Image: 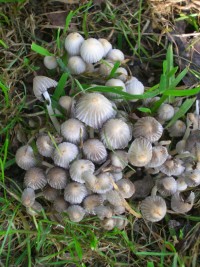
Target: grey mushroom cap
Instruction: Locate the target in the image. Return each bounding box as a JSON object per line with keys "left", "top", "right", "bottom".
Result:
{"left": 159, "top": 159, "right": 185, "bottom": 176}
{"left": 26, "top": 201, "right": 43, "bottom": 216}
{"left": 21, "top": 188, "right": 35, "bottom": 207}
{"left": 83, "top": 139, "right": 108, "bottom": 164}
{"left": 24, "top": 167, "right": 47, "bottom": 190}
{"left": 36, "top": 134, "right": 55, "bottom": 158}
{"left": 64, "top": 182, "right": 88, "bottom": 204}
{"left": 91, "top": 172, "right": 114, "bottom": 194}
{"left": 171, "top": 192, "right": 195, "bottom": 213}
{"left": 53, "top": 196, "right": 69, "bottom": 213}
{"left": 67, "top": 205, "right": 86, "bottom": 222}
{"left": 80, "top": 38, "right": 104, "bottom": 63}
{"left": 156, "top": 177, "right": 177, "bottom": 196}
{"left": 101, "top": 218, "right": 116, "bottom": 230}
{"left": 42, "top": 185, "right": 60, "bottom": 201}
{"left": 83, "top": 194, "right": 104, "bottom": 214}
{"left": 47, "top": 167, "right": 68, "bottom": 189}
{"left": 110, "top": 150, "right": 128, "bottom": 170}
{"left": 184, "top": 169, "right": 200, "bottom": 187}
{"left": 94, "top": 205, "right": 113, "bottom": 220}
{"left": 16, "top": 145, "right": 37, "bottom": 170}
{"left": 33, "top": 76, "right": 58, "bottom": 101}
{"left": 146, "top": 146, "right": 168, "bottom": 168}
{"left": 69, "top": 159, "right": 95, "bottom": 184}
{"left": 116, "top": 179, "right": 135, "bottom": 198}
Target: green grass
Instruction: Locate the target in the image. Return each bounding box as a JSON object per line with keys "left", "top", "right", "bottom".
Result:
{"left": 1, "top": 0, "right": 200, "bottom": 266}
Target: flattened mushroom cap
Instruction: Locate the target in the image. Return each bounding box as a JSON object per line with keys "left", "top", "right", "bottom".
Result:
{"left": 83, "top": 194, "right": 103, "bottom": 214}
{"left": 116, "top": 179, "right": 135, "bottom": 198}
{"left": 16, "top": 145, "right": 37, "bottom": 170}
{"left": 75, "top": 92, "right": 115, "bottom": 129}
{"left": 91, "top": 172, "right": 114, "bottom": 194}
{"left": 33, "top": 76, "right": 58, "bottom": 101}
{"left": 110, "top": 150, "right": 128, "bottom": 170}
{"left": 184, "top": 169, "right": 200, "bottom": 187}
{"left": 159, "top": 158, "right": 185, "bottom": 176}
{"left": 128, "top": 137, "right": 152, "bottom": 167}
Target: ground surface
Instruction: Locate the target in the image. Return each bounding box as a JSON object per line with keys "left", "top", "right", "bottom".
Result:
{"left": 0, "top": 1, "right": 200, "bottom": 266}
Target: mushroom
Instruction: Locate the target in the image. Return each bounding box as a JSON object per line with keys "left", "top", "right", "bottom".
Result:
{"left": 156, "top": 176, "right": 177, "bottom": 196}
{"left": 43, "top": 56, "right": 58, "bottom": 70}
{"left": 64, "top": 32, "right": 84, "bottom": 56}
{"left": 59, "top": 96, "right": 75, "bottom": 116}
{"left": 171, "top": 192, "right": 195, "bottom": 213}
{"left": 36, "top": 134, "right": 55, "bottom": 158}
{"left": 47, "top": 167, "right": 68, "bottom": 189}
{"left": 64, "top": 182, "right": 88, "bottom": 204}
{"left": 53, "top": 196, "right": 68, "bottom": 213}
{"left": 33, "top": 76, "right": 60, "bottom": 133}
{"left": 110, "top": 150, "right": 128, "bottom": 171}
{"left": 125, "top": 76, "right": 144, "bottom": 102}
{"left": 24, "top": 167, "right": 47, "bottom": 190}
{"left": 21, "top": 188, "right": 35, "bottom": 207}
{"left": 116, "top": 179, "right": 135, "bottom": 198}
{"left": 26, "top": 201, "right": 43, "bottom": 216}
{"left": 146, "top": 146, "right": 168, "bottom": 168}
{"left": 106, "top": 49, "right": 124, "bottom": 62}
{"left": 91, "top": 172, "right": 114, "bottom": 194}
{"left": 83, "top": 194, "right": 103, "bottom": 214}
{"left": 98, "top": 38, "right": 112, "bottom": 57}
{"left": 184, "top": 169, "right": 200, "bottom": 187}
{"left": 94, "top": 205, "right": 113, "bottom": 220}
{"left": 101, "top": 218, "right": 116, "bottom": 230}
{"left": 67, "top": 205, "right": 85, "bottom": 222}
{"left": 69, "top": 159, "right": 95, "bottom": 184}
{"left": 157, "top": 103, "right": 175, "bottom": 122}
{"left": 67, "top": 56, "right": 86, "bottom": 74}
{"left": 99, "top": 60, "right": 114, "bottom": 76}
{"left": 42, "top": 185, "right": 60, "bottom": 201}
{"left": 83, "top": 139, "right": 108, "bottom": 164}
{"left": 168, "top": 120, "right": 186, "bottom": 137}
{"left": 80, "top": 38, "right": 104, "bottom": 63}
{"left": 15, "top": 145, "right": 37, "bottom": 170}
{"left": 159, "top": 158, "right": 185, "bottom": 176}
{"left": 105, "top": 79, "right": 126, "bottom": 101}
{"left": 115, "top": 67, "right": 128, "bottom": 82}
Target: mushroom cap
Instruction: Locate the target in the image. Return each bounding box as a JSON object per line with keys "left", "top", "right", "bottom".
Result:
{"left": 47, "top": 167, "right": 68, "bottom": 189}
{"left": 24, "top": 167, "right": 47, "bottom": 190}
{"left": 53, "top": 142, "right": 79, "bottom": 169}
{"left": 61, "top": 118, "right": 87, "bottom": 145}
{"left": 16, "top": 145, "right": 37, "bottom": 170}
{"left": 128, "top": 137, "right": 152, "bottom": 167}
{"left": 115, "top": 217, "right": 128, "bottom": 230}
{"left": 33, "top": 76, "right": 58, "bottom": 101}
{"left": 116, "top": 179, "right": 135, "bottom": 198}
{"left": 171, "top": 192, "right": 195, "bottom": 213}
{"left": 59, "top": 96, "right": 73, "bottom": 114}
{"left": 116, "top": 67, "right": 128, "bottom": 82}
{"left": 132, "top": 117, "right": 163, "bottom": 143}
{"left": 91, "top": 172, "right": 114, "bottom": 194}
{"left": 112, "top": 205, "right": 125, "bottom": 215}
{"left": 176, "top": 177, "right": 188, "bottom": 191}
{"left": 185, "top": 130, "right": 200, "bottom": 157}
{"left": 82, "top": 171, "right": 97, "bottom": 189}
{"left": 103, "top": 189, "right": 124, "bottom": 206}
{"left": 64, "top": 182, "right": 88, "bottom": 204}
{"left": 80, "top": 38, "right": 104, "bottom": 63}
{"left": 67, "top": 56, "right": 86, "bottom": 74}
{"left": 156, "top": 176, "right": 177, "bottom": 196}
{"left": 159, "top": 159, "right": 185, "bottom": 176}
{"left": 106, "top": 49, "right": 125, "bottom": 62}
{"left": 146, "top": 146, "right": 168, "bottom": 168}
{"left": 175, "top": 140, "right": 186, "bottom": 154}
{"left": 83, "top": 194, "right": 103, "bottom": 214}
{"left": 110, "top": 150, "right": 128, "bottom": 170}
{"left": 99, "top": 60, "right": 114, "bottom": 76}
{"left": 26, "top": 201, "right": 43, "bottom": 216}
{"left": 42, "top": 185, "right": 60, "bottom": 201}
{"left": 140, "top": 196, "right": 167, "bottom": 222}
{"left": 111, "top": 171, "right": 123, "bottom": 182}
{"left": 64, "top": 32, "right": 84, "bottom": 56}
{"left": 101, "top": 119, "right": 132, "bottom": 149}
{"left": 75, "top": 92, "right": 115, "bottom": 129}
{"left": 98, "top": 38, "right": 112, "bottom": 57}
{"left": 67, "top": 205, "right": 85, "bottom": 222}
{"left": 21, "top": 188, "right": 35, "bottom": 207}
{"left": 184, "top": 169, "right": 200, "bottom": 187}
{"left": 69, "top": 159, "right": 95, "bottom": 184}
{"left": 105, "top": 79, "right": 126, "bottom": 102}
{"left": 53, "top": 196, "right": 69, "bottom": 213}
{"left": 94, "top": 205, "right": 113, "bottom": 220}
{"left": 157, "top": 103, "right": 175, "bottom": 121}
{"left": 168, "top": 120, "right": 186, "bottom": 137}
{"left": 43, "top": 56, "right": 58, "bottom": 70}
{"left": 83, "top": 139, "right": 107, "bottom": 164}
{"left": 36, "top": 134, "right": 55, "bottom": 157}
{"left": 125, "top": 77, "right": 144, "bottom": 102}
{"left": 101, "top": 218, "right": 116, "bottom": 230}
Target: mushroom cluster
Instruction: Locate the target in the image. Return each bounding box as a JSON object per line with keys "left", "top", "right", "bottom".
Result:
{"left": 15, "top": 32, "right": 199, "bottom": 230}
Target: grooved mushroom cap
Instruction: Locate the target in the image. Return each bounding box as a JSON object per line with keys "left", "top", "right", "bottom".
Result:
{"left": 43, "top": 185, "right": 60, "bottom": 201}
{"left": 106, "top": 49, "right": 125, "bottom": 62}
{"left": 53, "top": 196, "right": 68, "bottom": 213}
{"left": 53, "top": 142, "right": 79, "bottom": 168}
{"left": 105, "top": 79, "right": 126, "bottom": 102}
{"left": 104, "top": 190, "right": 124, "bottom": 206}
{"left": 61, "top": 119, "right": 87, "bottom": 145}
{"left": 33, "top": 76, "right": 58, "bottom": 101}
{"left": 156, "top": 177, "right": 177, "bottom": 196}
{"left": 98, "top": 38, "right": 112, "bottom": 57}
{"left": 115, "top": 217, "right": 128, "bottom": 230}
{"left": 146, "top": 146, "right": 168, "bottom": 168}
{"left": 99, "top": 60, "right": 114, "bottom": 76}
{"left": 176, "top": 177, "right": 188, "bottom": 191}
{"left": 26, "top": 201, "right": 43, "bottom": 216}
{"left": 43, "top": 56, "right": 58, "bottom": 70}
{"left": 69, "top": 159, "right": 95, "bottom": 184}
{"left": 59, "top": 96, "right": 74, "bottom": 114}
{"left": 83, "top": 139, "right": 107, "bottom": 164}
{"left": 64, "top": 32, "right": 84, "bottom": 56}
{"left": 80, "top": 38, "right": 104, "bottom": 63}
{"left": 116, "top": 179, "right": 135, "bottom": 198}
{"left": 128, "top": 137, "right": 152, "bottom": 167}
{"left": 113, "top": 205, "right": 125, "bottom": 215}
{"left": 101, "top": 119, "right": 132, "bottom": 149}
{"left": 81, "top": 171, "right": 97, "bottom": 189}
{"left": 132, "top": 117, "right": 163, "bottom": 143}
{"left": 184, "top": 169, "right": 200, "bottom": 187}
{"left": 125, "top": 77, "right": 144, "bottom": 102}
{"left": 168, "top": 120, "right": 186, "bottom": 137}
{"left": 140, "top": 196, "right": 167, "bottom": 222}
{"left": 116, "top": 67, "right": 128, "bottom": 82}
{"left": 91, "top": 172, "right": 113, "bottom": 194}
{"left": 157, "top": 103, "right": 175, "bottom": 121}
{"left": 67, "top": 56, "right": 86, "bottom": 74}
{"left": 83, "top": 194, "right": 104, "bottom": 214}
{"left": 21, "top": 188, "right": 35, "bottom": 207}
{"left": 94, "top": 205, "right": 113, "bottom": 220}
{"left": 24, "top": 167, "right": 47, "bottom": 190}
{"left": 75, "top": 92, "right": 115, "bottom": 129}
{"left": 36, "top": 134, "right": 55, "bottom": 157}
{"left": 67, "top": 205, "right": 85, "bottom": 222}
{"left": 16, "top": 145, "right": 37, "bottom": 170}
{"left": 159, "top": 159, "right": 185, "bottom": 176}
{"left": 171, "top": 192, "right": 195, "bottom": 213}
{"left": 47, "top": 167, "right": 68, "bottom": 189}
{"left": 64, "top": 182, "right": 88, "bottom": 204}
{"left": 110, "top": 150, "right": 128, "bottom": 170}
{"left": 101, "top": 218, "right": 116, "bottom": 230}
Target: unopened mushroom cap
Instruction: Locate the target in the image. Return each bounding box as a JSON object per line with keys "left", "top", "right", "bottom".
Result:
{"left": 80, "top": 38, "right": 104, "bottom": 63}
{"left": 26, "top": 201, "right": 43, "bottom": 216}
{"left": 176, "top": 177, "right": 188, "bottom": 191}
{"left": 116, "top": 179, "right": 135, "bottom": 198}
{"left": 132, "top": 117, "right": 163, "bottom": 142}
{"left": 115, "top": 217, "right": 128, "bottom": 230}
{"left": 125, "top": 77, "right": 144, "bottom": 102}
{"left": 91, "top": 172, "right": 113, "bottom": 194}
{"left": 69, "top": 159, "right": 95, "bottom": 184}
{"left": 83, "top": 194, "right": 103, "bottom": 214}
{"left": 128, "top": 137, "right": 152, "bottom": 167}
{"left": 43, "top": 56, "right": 58, "bottom": 70}
{"left": 43, "top": 185, "right": 60, "bottom": 201}
{"left": 75, "top": 92, "right": 115, "bottom": 129}
{"left": 16, "top": 145, "right": 37, "bottom": 170}
{"left": 168, "top": 120, "right": 186, "bottom": 137}
{"left": 61, "top": 118, "right": 87, "bottom": 145}
{"left": 64, "top": 182, "right": 88, "bottom": 204}
{"left": 156, "top": 176, "right": 177, "bottom": 196}
{"left": 53, "top": 196, "right": 68, "bottom": 213}
{"left": 110, "top": 150, "right": 128, "bottom": 170}
{"left": 146, "top": 146, "right": 168, "bottom": 168}
{"left": 53, "top": 142, "right": 79, "bottom": 168}
{"left": 94, "top": 205, "right": 113, "bottom": 220}
{"left": 47, "top": 167, "right": 68, "bottom": 189}
{"left": 116, "top": 67, "right": 128, "bottom": 82}
{"left": 157, "top": 103, "right": 175, "bottom": 121}
{"left": 101, "top": 218, "right": 116, "bottom": 230}
{"left": 83, "top": 139, "right": 107, "bottom": 164}
{"left": 106, "top": 49, "right": 124, "bottom": 62}
{"left": 101, "top": 119, "right": 132, "bottom": 149}
{"left": 21, "top": 188, "right": 35, "bottom": 207}
{"left": 36, "top": 134, "right": 55, "bottom": 158}
{"left": 140, "top": 196, "right": 167, "bottom": 222}
{"left": 67, "top": 56, "right": 86, "bottom": 74}
{"left": 24, "top": 167, "right": 47, "bottom": 190}
{"left": 171, "top": 192, "right": 195, "bottom": 213}
{"left": 67, "top": 205, "right": 85, "bottom": 222}
{"left": 64, "top": 32, "right": 84, "bottom": 56}
{"left": 98, "top": 38, "right": 112, "bottom": 57}
{"left": 59, "top": 96, "right": 74, "bottom": 114}
{"left": 99, "top": 60, "right": 114, "bottom": 76}
{"left": 33, "top": 76, "right": 58, "bottom": 101}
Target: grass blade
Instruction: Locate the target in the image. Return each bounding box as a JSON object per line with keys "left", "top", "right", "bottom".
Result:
{"left": 31, "top": 43, "right": 53, "bottom": 56}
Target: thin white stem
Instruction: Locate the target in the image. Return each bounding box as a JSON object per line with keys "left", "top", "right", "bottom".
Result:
{"left": 43, "top": 91, "right": 61, "bottom": 133}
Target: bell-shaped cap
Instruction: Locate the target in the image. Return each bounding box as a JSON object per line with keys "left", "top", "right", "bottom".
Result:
{"left": 64, "top": 182, "right": 88, "bottom": 204}
{"left": 80, "top": 38, "right": 104, "bottom": 63}
{"left": 83, "top": 139, "right": 107, "bottom": 164}
{"left": 24, "top": 167, "right": 47, "bottom": 190}
{"left": 33, "top": 76, "right": 58, "bottom": 101}
{"left": 69, "top": 159, "right": 95, "bottom": 184}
